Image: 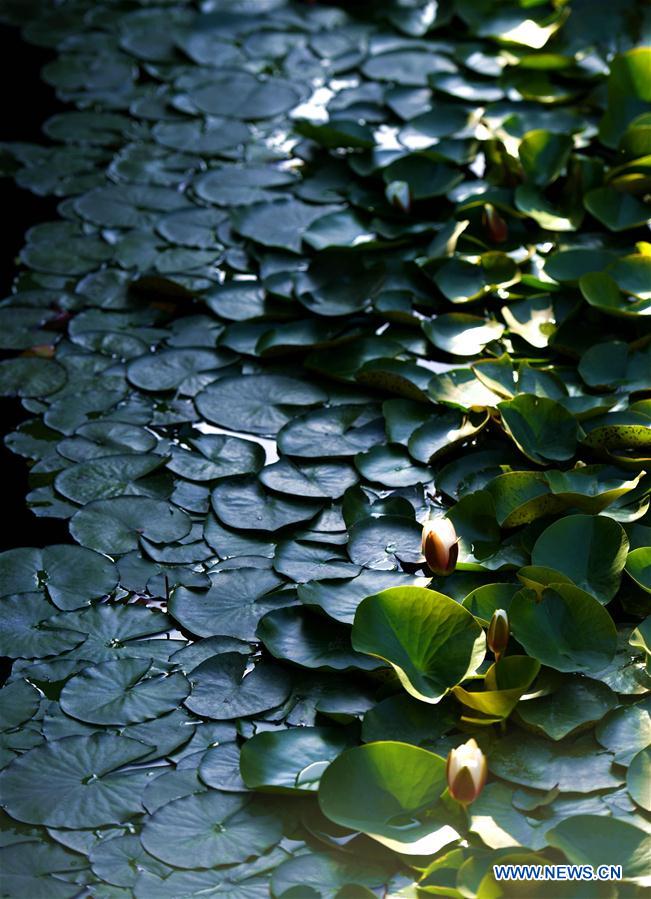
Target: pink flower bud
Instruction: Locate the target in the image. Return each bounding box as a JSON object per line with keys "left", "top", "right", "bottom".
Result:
{"left": 487, "top": 608, "right": 510, "bottom": 662}
{"left": 446, "top": 738, "right": 488, "bottom": 805}
{"left": 422, "top": 517, "right": 458, "bottom": 576}
{"left": 482, "top": 204, "right": 508, "bottom": 243}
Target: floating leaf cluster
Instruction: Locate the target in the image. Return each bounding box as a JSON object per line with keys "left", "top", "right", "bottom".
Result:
{"left": 0, "top": 0, "right": 650, "bottom": 896}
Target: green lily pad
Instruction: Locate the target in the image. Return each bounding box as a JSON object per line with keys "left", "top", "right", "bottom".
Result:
{"left": 234, "top": 198, "right": 339, "bottom": 253}
{"left": 519, "top": 130, "right": 572, "bottom": 186}
{"left": 627, "top": 747, "right": 651, "bottom": 811}
{"left": 168, "top": 434, "right": 265, "bottom": 482}
{"left": 271, "top": 852, "right": 394, "bottom": 899}
{"left": 54, "top": 453, "right": 163, "bottom": 505}
{"left": 241, "top": 726, "right": 355, "bottom": 794}
{"left": 531, "top": 514, "right": 628, "bottom": 603}
{"left": 626, "top": 547, "right": 651, "bottom": 592}
{"left": 184, "top": 652, "right": 292, "bottom": 720}
{"left": 409, "top": 409, "right": 488, "bottom": 464}
{"left": 260, "top": 458, "right": 358, "bottom": 498}
{"left": 70, "top": 497, "right": 192, "bottom": 555}
{"left": 169, "top": 568, "right": 286, "bottom": 640}
{"left": 595, "top": 699, "right": 651, "bottom": 765}
{"left": 509, "top": 584, "right": 617, "bottom": 673}
{"left": 488, "top": 732, "right": 622, "bottom": 792}
{"left": 584, "top": 187, "right": 650, "bottom": 232}
{"left": 355, "top": 444, "right": 432, "bottom": 487}
{"left": 58, "top": 421, "right": 157, "bottom": 463}
{"left": 277, "top": 404, "right": 385, "bottom": 458}
{"left": 274, "top": 541, "right": 359, "bottom": 583}
{"left": 346, "top": 515, "right": 422, "bottom": 570}
{"left": 212, "top": 476, "right": 322, "bottom": 532}
{"left": 258, "top": 607, "right": 381, "bottom": 671}
{"left": 0, "top": 679, "right": 41, "bottom": 732}
{"left": 423, "top": 314, "right": 504, "bottom": 357}
{"left": 196, "top": 374, "right": 326, "bottom": 436}
{"left": 0, "top": 734, "right": 152, "bottom": 826}
{"left": 140, "top": 791, "right": 282, "bottom": 869}
{"left": 516, "top": 675, "right": 617, "bottom": 740}
{"left": 361, "top": 693, "right": 457, "bottom": 747}
{"left": 298, "top": 569, "right": 426, "bottom": 625}
{"left": 0, "top": 841, "right": 88, "bottom": 899}
{"left": 0, "top": 357, "right": 67, "bottom": 398}
{"left": 352, "top": 586, "right": 485, "bottom": 702}
{"left": 580, "top": 271, "right": 651, "bottom": 317}
{"left": 0, "top": 545, "right": 118, "bottom": 610}
{"left": 547, "top": 816, "right": 651, "bottom": 885}
{"left": 89, "top": 833, "right": 169, "bottom": 888}
{"left": 498, "top": 395, "right": 578, "bottom": 463}
{"left": 197, "top": 742, "right": 246, "bottom": 793}
{"left": 0, "top": 594, "right": 85, "bottom": 659}
{"left": 60, "top": 657, "right": 189, "bottom": 725}
{"left": 462, "top": 583, "right": 519, "bottom": 624}
{"left": 319, "top": 742, "right": 458, "bottom": 855}
{"left": 127, "top": 348, "right": 235, "bottom": 392}
{"left": 46, "top": 603, "right": 173, "bottom": 663}
{"left": 469, "top": 782, "right": 549, "bottom": 851}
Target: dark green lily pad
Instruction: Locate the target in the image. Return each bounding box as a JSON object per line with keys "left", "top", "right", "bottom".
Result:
{"left": 0, "top": 545, "right": 118, "bottom": 610}
{"left": 241, "top": 726, "right": 355, "bottom": 794}
{"left": 0, "top": 734, "right": 153, "bottom": 827}
{"left": 140, "top": 790, "right": 282, "bottom": 869}
{"left": 531, "top": 514, "right": 629, "bottom": 603}
{"left": 258, "top": 607, "right": 382, "bottom": 671}
{"left": 212, "top": 476, "right": 322, "bottom": 532}
{"left": 60, "top": 657, "right": 189, "bottom": 725}
{"left": 510, "top": 585, "right": 617, "bottom": 673}
{"left": 169, "top": 568, "right": 287, "bottom": 640}
{"left": 70, "top": 497, "right": 192, "bottom": 555}
{"left": 184, "top": 653, "right": 292, "bottom": 720}
{"left": 196, "top": 374, "right": 327, "bottom": 436}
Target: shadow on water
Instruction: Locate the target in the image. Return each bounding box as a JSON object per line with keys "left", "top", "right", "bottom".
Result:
{"left": 0, "top": 24, "right": 69, "bottom": 550}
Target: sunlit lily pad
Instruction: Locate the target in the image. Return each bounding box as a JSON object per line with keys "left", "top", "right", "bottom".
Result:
{"left": 352, "top": 586, "right": 485, "bottom": 702}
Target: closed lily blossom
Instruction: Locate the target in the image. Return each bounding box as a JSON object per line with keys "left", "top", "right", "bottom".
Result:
{"left": 487, "top": 608, "right": 510, "bottom": 662}
{"left": 446, "top": 738, "right": 488, "bottom": 805}
{"left": 422, "top": 517, "right": 459, "bottom": 576}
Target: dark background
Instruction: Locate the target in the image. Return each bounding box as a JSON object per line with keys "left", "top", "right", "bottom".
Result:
{"left": 0, "top": 24, "right": 68, "bottom": 548}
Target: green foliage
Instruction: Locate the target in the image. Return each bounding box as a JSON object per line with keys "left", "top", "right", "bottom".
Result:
{"left": 0, "top": 0, "right": 649, "bottom": 894}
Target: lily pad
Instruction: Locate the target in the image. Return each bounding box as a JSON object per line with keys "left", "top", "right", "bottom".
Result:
{"left": 258, "top": 607, "right": 381, "bottom": 671}
{"left": 547, "top": 816, "right": 651, "bottom": 885}
{"left": 498, "top": 395, "right": 578, "bottom": 464}
{"left": 0, "top": 734, "right": 152, "bottom": 826}
{"left": 70, "top": 497, "right": 192, "bottom": 555}
{"left": 319, "top": 742, "right": 458, "bottom": 855}
{"left": 510, "top": 585, "right": 617, "bottom": 673}
{"left": 0, "top": 545, "right": 118, "bottom": 610}
{"left": 169, "top": 568, "right": 287, "bottom": 640}
{"left": 241, "top": 727, "right": 355, "bottom": 794}
{"left": 530, "top": 514, "right": 629, "bottom": 603}
{"left": 352, "top": 586, "right": 485, "bottom": 702}
{"left": 60, "top": 657, "right": 189, "bottom": 725}
{"left": 488, "top": 732, "right": 622, "bottom": 792}
{"left": 184, "top": 652, "right": 292, "bottom": 720}
{"left": 212, "top": 477, "right": 322, "bottom": 532}
{"left": 140, "top": 791, "right": 282, "bottom": 869}
{"left": 196, "top": 374, "right": 326, "bottom": 436}
{"left": 346, "top": 515, "right": 422, "bottom": 570}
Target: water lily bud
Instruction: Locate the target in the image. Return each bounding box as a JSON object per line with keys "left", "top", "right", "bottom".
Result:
{"left": 421, "top": 517, "right": 458, "bottom": 576}
{"left": 482, "top": 203, "right": 508, "bottom": 243}
{"left": 487, "top": 608, "right": 510, "bottom": 662}
{"left": 446, "top": 738, "right": 487, "bottom": 805}
{"left": 385, "top": 180, "right": 411, "bottom": 213}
